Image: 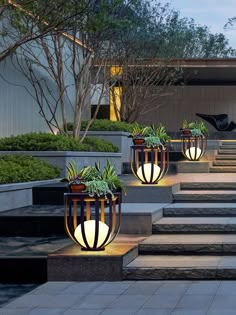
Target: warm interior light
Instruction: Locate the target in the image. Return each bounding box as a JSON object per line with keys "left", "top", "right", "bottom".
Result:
{"left": 137, "top": 163, "right": 161, "bottom": 182}
{"left": 74, "top": 220, "right": 109, "bottom": 248}
{"left": 185, "top": 147, "right": 202, "bottom": 160}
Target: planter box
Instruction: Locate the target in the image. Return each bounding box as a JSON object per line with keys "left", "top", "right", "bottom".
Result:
{"left": 0, "top": 151, "right": 122, "bottom": 176}
{"left": 0, "top": 179, "right": 59, "bottom": 213}
{"left": 80, "top": 131, "right": 132, "bottom": 163}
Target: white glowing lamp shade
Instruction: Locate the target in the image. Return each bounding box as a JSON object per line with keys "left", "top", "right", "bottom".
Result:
{"left": 185, "top": 147, "right": 202, "bottom": 160}
{"left": 74, "top": 220, "right": 109, "bottom": 248}
{"left": 137, "top": 163, "right": 161, "bottom": 183}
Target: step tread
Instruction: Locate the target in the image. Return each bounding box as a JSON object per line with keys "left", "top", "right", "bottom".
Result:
{"left": 154, "top": 217, "right": 236, "bottom": 225}
{"left": 174, "top": 190, "right": 236, "bottom": 195}
{"left": 0, "top": 205, "right": 64, "bottom": 217}
{"left": 216, "top": 155, "right": 236, "bottom": 159}
{"left": 0, "top": 236, "right": 71, "bottom": 256}
{"left": 141, "top": 234, "right": 236, "bottom": 245}
{"left": 125, "top": 255, "right": 236, "bottom": 268}
{"left": 164, "top": 203, "right": 236, "bottom": 209}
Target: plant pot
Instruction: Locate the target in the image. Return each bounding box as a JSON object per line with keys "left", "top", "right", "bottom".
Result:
{"left": 133, "top": 138, "right": 145, "bottom": 145}
{"left": 69, "top": 183, "right": 86, "bottom": 193}
{"left": 183, "top": 130, "right": 191, "bottom": 135}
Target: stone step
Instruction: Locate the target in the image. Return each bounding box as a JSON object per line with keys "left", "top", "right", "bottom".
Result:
{"left": 218, "top": 150, "right": 236, "bottom": 154}
{"left": 0, "top": 205, "right": 66, "bottom": 237}
{"left": 216, "top": 155, "right": 236, "bottom": 160}
{"left": 210, "top": 166, "right": 236, "bottom": 173}
{"left": 213, "top": 161, "right": 236, "bottom": 166}
{"left": 139, "top": 234, "right": 236, "bottom": 254}
{"left": 180, "top": 182, "right": 236, "bottom": 190}
{"left": 0, "top": 236, "right": 71, "bottom": 283}
{"left": 220, "top": 145, "right": 236, "bottom": 150}
{"left": 173, "top": 190, "right": 236, "bottom": 202}
{"left": 123, "top": 255, "right": 236, "bottom": 280}
{"left": 163, "top": 203, "right": 236, "bottom": 217}
{"left": 152, "top": 217, "right": 236, "bottom": 234}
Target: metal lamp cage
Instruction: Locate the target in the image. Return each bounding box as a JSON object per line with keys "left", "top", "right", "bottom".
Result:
{"left": 181, "top": 135, "right": 207, "bottom": 161}
{"left": 64, "top": 192, "right": 121, "bottom": 251}
{"left": 130, "top": 145, "right": 169, "bottom": 184}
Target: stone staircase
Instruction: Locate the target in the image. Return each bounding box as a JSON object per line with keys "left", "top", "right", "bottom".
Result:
{"left": 211, "top": 141, "right": 236, "bottom": 172}
{"left": 123, "top": 182, "right": 236, "bottom": 280}
{"left": 0, "top": 205, "right": 71, "bottom": 283}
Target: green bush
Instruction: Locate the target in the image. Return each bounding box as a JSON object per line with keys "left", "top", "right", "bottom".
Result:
{"left": 0, "top": 133, "right": 118, "bottom": 152}
{"left": 67, "top": 119, "right": 144, "bottom": 133}
{"left": 0, "top": 155, "right": 60, "bottom": 184}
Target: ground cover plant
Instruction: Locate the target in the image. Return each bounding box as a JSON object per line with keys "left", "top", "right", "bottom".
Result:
{"left": 0, "top": 133, "right": 118, "bottom": 152}
{"left": 67, "top": 120, "right": 144, "bottom": 133}
{"left": 0, "top": 155, "right": 60, "bottom": 184}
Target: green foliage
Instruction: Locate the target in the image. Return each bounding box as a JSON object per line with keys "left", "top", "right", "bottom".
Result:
{"left": 144, "top": 136, "right": 161, "bottom": 148}
{"left": 0, "top": 133, "right": 118, "bottom": 152}
{"left": 66, "top": 159, "right": 125, "bottom": 196}
{"left": 67, "top": 120, "right": 143, "bottom": 133}
{"left": 0, "top": 154, "right": 60, "bottom": 184}
{"left": 181, "top": 120, "right": 208, "bottom": 136}
{"left": 143, "top": 123, "right": 171, "bottom": 146}
{"left": 131, "top": 123, "right": 146, "bottom": 138}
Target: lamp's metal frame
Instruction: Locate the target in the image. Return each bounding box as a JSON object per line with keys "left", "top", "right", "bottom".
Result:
{"left": 64, "top": 192, "right": 121, "bottom": 251}
{"left": 181, "top": 135, "right": 207, "bottom": 161}
{"left": 130, "top": 145, "right": 169, "bottom": 184}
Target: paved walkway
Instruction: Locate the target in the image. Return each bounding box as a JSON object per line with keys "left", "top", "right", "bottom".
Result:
{"left": 2, "top": 280, "right": 236, "bottom": 314}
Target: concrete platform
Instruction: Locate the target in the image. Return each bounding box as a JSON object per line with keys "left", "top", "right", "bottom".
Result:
{"left": 48, "top": 235, "right": 144, "bottom": 281}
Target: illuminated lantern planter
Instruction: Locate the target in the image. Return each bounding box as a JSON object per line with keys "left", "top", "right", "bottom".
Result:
{"left": 64, "top": 192, "right": 121, "bottom": 251}
{"left": 181, "top": 134, "right": 207, "bottom": 161}
{"left": 130, "top": 145, "right": 169, "bottom": 184}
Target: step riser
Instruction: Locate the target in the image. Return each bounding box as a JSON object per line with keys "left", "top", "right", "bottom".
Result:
{"left": 174, "top": 195, "right": 236, "bottom": 202}
{"left": 0, "top": 258, "right": 47, "bottom": 283}
{"left": 216, "top": 156, "right": 236, "bottom": 160}
{"left": 139, "top": 244, "right": 236, "bottom": 255}
{"left": 213, "top": 161, "right": 236, "bottom": 166}
{"left": 218, "top": 150, "right": 236, "bottom": 154}
{"left": 123, "top": 268, "right": 236, "bottom": 280}
{"left": 0, "top": 218, "right": 66, "bottom": 237}
{"left": 210, "top": 168, "right": 236, "bottom": 173}
{"left": 164, "top": 209, "right": 236, "bottom": 217}
{"left": 152, "top": 224, "right": 236, "bottom": 234}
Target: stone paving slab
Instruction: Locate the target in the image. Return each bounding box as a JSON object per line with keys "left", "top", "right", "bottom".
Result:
{"left": 4, "top": 280, "right": 236, "bottom": 314}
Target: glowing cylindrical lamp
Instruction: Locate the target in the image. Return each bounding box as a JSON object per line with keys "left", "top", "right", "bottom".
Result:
{"left": 181, "top": 135, "right": 206, "bottom": 161}
{"left": 64, "top": 192, "right": 121, "bottom": 251}
{"left": 130, "top": 145, "right": 169, "bottom": 184}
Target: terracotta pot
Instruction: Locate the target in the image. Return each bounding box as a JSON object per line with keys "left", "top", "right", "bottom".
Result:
{"left": 183, "top": 130, "right": 191, "bottom": 135}
{"left": 133, "top": 138, "right": 145, "bottom": 145}
{"left": 69, "top": 183, "right": 86, "bottom": 193}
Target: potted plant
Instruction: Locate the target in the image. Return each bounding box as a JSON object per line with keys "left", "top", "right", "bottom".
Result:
{"left": 63, "top": 160, "right": 125, "bottom": 197}
{"left": 62, "top": 160, "right": 87, "bottom": 193}
{"left": 129, "top": 123, "right": 146, "bottom": 145}
{"left": 181, "top": 120, "right": 208, "bottom": 137}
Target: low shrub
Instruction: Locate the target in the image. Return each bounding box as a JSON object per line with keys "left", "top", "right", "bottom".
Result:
{"left": 0, "top": 133, "right": 118, "bottom": 152}
{"left": 0, "top": 155, "right": 60, "bottom": 184}
{"left": 67, "top": 119, "right": 144, "bottom": 133}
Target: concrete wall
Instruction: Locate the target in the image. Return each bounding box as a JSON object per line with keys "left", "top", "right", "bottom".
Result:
{"left": 138, "top": 86, "right": 236, "bottom": 133}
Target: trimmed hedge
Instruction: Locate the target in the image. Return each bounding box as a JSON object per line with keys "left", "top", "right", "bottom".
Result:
{"left": 0, "top": 155, "right": 60, "bottom": 184}
{"left": 67, "top": 119, "right": 143, "bottom": 133}
{"left": 0, "top": 133, "right": 118, "bottom": 152}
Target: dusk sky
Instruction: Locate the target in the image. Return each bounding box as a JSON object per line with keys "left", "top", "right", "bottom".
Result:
{"left": 166, "top": 0, "right": 236, "bottom": 49}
